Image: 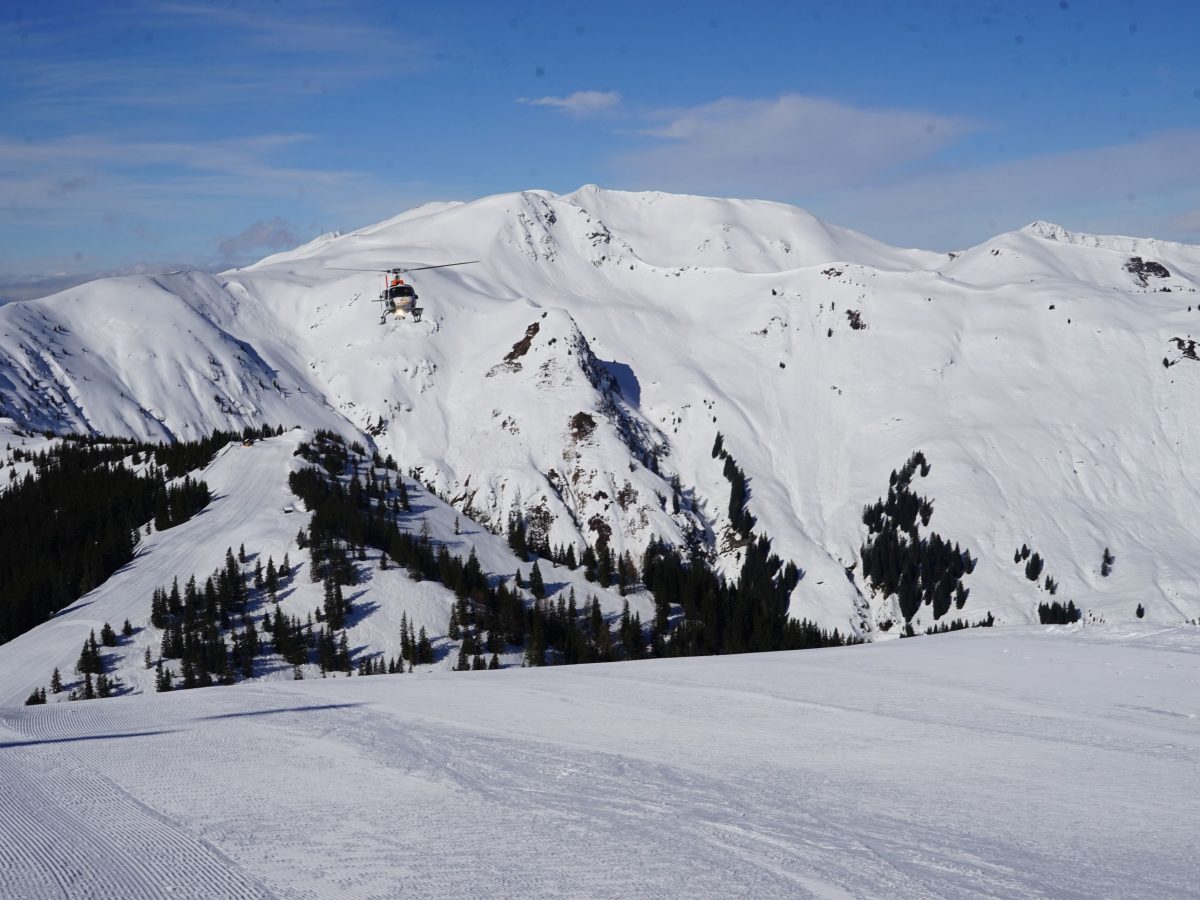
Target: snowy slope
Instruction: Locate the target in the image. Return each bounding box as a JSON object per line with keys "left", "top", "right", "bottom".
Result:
{"left": 2, "top": 187, "right": 1200, "bottom": 635}
{"left": 1, "top": 625, "right": 1197, "bottom": 898}
{"left": 0, "top": 430, "right": 651, "bottom": 706}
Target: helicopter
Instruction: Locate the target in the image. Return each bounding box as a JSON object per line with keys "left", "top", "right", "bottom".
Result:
{"left": 330, "top": 261, "right": 478, "bottom": 324}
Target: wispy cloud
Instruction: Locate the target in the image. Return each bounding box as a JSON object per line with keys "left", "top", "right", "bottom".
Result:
{"left": 2, "top": 3, "right": 430, "bottom": 117}
{"left": 519, "top": 90, "right": 622, "bottom": 117}
{"left": 614, "top": 93, "right": 977, "bottom": 196}
{"left": 154, "top": 2, "right": 386, "bottom": 53}
{"left": 216, "top": 217, "right": 301, "bottom": 262}
{"left": 597, "top": 92, "right": 1200, "bottom": 246}
{"left": 0, "top": 132, "right": 357, "bottom": 216}
{"left": 0, "top": 129, "right": 383, "bottom": 273}
{"left": 813, "top": 128, "right": 1200, "bottom": 248}
{"left": 0, "top": 260, "right": 217, "bottom": 304}
{"left": 1166, "top": 206, "right": 1200, "bottom": 239}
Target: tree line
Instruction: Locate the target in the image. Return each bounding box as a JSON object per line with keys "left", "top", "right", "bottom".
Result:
{"left": 859, "top": 451, "right": 978, "bottom": 627}
{"left": 0, "top": 441, "right": 213, "bottom": 643}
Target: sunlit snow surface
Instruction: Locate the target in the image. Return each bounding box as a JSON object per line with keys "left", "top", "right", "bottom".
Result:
{"left": 2, "top": 625, "right": 1197, "bottom": 898}
{"left": 0, "top": 431, "right": 650, "bottom": 707}
{"left": 3, "top": 187, "right": 1200, "bottom": 632}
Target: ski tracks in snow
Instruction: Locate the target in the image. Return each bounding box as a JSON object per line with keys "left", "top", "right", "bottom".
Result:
{"left": 1, "top": 628, "right": 1197, "bottom": 898}
{"left": 0, "top": 718, "right": 275, "bottom": 899}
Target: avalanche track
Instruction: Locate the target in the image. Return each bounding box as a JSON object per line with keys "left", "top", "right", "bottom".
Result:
{"left": 1, "top": 625, "right": 1196, "bottom": 899}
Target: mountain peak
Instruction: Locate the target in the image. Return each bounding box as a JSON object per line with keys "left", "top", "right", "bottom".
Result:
{"left": 1021, "top": 220, "right": 1073, "bottom": 241}
{"left": 1016, "top": 219, "right": 1198, "bottom": 256}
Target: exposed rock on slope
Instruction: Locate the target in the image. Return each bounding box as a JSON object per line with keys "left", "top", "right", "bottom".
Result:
{"left": 3, "top": 186, "right": 1200, "bottom": 632}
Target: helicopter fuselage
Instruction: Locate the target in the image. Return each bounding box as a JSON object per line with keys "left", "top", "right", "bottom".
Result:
{"left": 381, "top": 283, "right": 422, "bottom": 321}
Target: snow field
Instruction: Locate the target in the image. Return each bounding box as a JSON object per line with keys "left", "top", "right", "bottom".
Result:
{"left": 1, "top": 624, "right": 1197, "bottom": 898}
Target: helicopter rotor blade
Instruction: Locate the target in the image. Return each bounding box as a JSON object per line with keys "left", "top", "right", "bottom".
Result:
{"left": 326, "top": 267, "right": 389, "bottom": 273}
{"left": 399, "top": 260, "right": 479, "bottom": 274}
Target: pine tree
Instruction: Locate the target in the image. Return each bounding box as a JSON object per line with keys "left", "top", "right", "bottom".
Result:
{"left": 524, "top": 617, "right": 545, "bottom": 667}
{"left": 150, "top": 587, "right": 167, "bottom": 628}
{"left": 154, "top": 660, "right": 171, "bottom": 692}
{"left": 417, "top": 627, "right": 432, "bottom": 665}
{"left": 180, "top": 658, "right": 197, "bottom": 690}
{"left": 122, "top": 619, "right": 134, "bottom": 637}
{"left": 50, "top": 667, "right": 63, "bottom": 693}
{"left": 265, "top": 557, "right": 278, "bottom": 596}
{"left": 529, "top": 561, "right": 546, "bottom": 600}
{"left": 399, "top": 613, "right": 411, "bottom": 663}
{"left": 597, "top": 544, "right": 614, "bottom": 586}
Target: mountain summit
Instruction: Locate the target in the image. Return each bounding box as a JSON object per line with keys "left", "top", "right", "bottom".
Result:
{"left": 3, "top": 187, "right": 1199, "bottom": 633}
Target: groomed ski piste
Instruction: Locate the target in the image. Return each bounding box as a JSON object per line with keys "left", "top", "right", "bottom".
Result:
{"left": 2, "top": 624, "right": 1197, "bottom": 898}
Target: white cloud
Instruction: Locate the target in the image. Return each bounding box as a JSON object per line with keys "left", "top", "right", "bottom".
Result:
{"left": 616, "top": 94, "right": 977, "bottom": 195}
{"left": 602, "top": 92, "right": 1200, "bottom": 248}
{"left": 519, "top": 90, "right": 622, "bottom": 117}
{"left": 0, "top": 132, "right": 363, "bottom": 224}
{"left": 1166, "top": 206, "right": 1200, "bottom": 238}
{"left": 0, "top": 261, "right": 216, "bottom": 304}
{"left": 2, "top": 5, "right": 429, "bottom": 119}
{"left": 812, "top": 128, "right": 1200, "bottom": 249}
{"left": 217, "top": 218, "right": 301, "bottom": 261}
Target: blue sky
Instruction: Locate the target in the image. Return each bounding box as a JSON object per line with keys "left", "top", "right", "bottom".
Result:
{"left": 2, "top": 0, "right": 1198, "bottom": 293}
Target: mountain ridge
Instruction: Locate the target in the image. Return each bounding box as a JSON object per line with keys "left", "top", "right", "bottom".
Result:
{"left": 3, "top": 186, "right": 1199, "bottom": 635}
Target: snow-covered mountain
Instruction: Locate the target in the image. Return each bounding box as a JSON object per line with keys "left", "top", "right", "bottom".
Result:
{"left": 3, "top": 185, "right": 1200, "bottom": 635}
{"left": 0, "top": 429, "right": 656, "bottom": 706}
